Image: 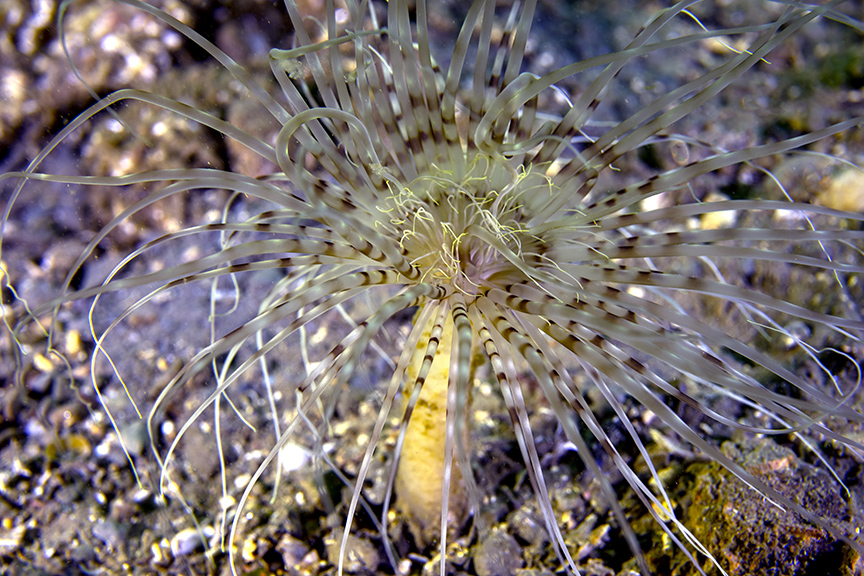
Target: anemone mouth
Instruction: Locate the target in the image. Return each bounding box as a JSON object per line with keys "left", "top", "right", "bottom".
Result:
{"left": 374, "top": 152, "right": 549, "bottom": 292}
{"left": 1, "top": 0, "right": 864, "bottom": 575}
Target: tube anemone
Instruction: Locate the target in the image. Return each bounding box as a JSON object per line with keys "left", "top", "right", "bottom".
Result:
{"left": 2, "top": 1, "right": 864, "bottom": 575}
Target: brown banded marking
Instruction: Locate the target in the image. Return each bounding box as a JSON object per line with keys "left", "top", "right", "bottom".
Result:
{"left": 408, "top": 307, "right": 448, "bottom": 393}
{"left": 386, "top": 0, "right": 441, "bottom": 176}
{"left": 569, "top": 263, "right": 864, "bottom": 333}
{"left": 473, "top": 295, "right": 652, "bottom": 573}
{"left": 536, "top": 280, "right": 862, "bottom": 427}
{"left": 543, "top": 317, "right": 770, "bottom": 433}
{"left": 469, "top": 303, "right": 577, "bottom": 572}
{"left": 531, "top": 2, "right": 696, "bottom": 174}
{"left": 485, "top": 284, "right": 672, "bottom": 348}
{"left": 145, "top": 270, "right": 414, "bottom": 474}
{"left": 542, "top": 311, "right": 859, "bottom": 558}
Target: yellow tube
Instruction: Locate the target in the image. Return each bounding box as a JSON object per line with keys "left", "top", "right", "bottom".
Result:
{"left": 395, "top": 313, "right": 466, "bottom": 547}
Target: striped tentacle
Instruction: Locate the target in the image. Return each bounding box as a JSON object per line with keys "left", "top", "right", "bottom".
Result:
{"left": 565, "top": 261, "right": 864, "bottom": 333}
{"left": 481, "top": 0, "right": 545, "bottom": 164}
{"left": 355, "top": 39, "right": 422, "bottom": 182}
{"left": 521, "top": 259, "right": 860, "bottom": 411}
{"left": 226, "top": 283, "right": 441, "bottom": 571}
{"left": 444, "top": 295, "right": 478, "bottom": 554}
{"left": 582, "top": 242, "right": 862, "bottom": 271}
{"left": 33, "top": 236, "right": 373, "bottom": 312}
{"left": 484, "top": 283, "right": 675, "bottom": 348}
{"left": 548, "top": 226, "right": 864, "bottom": 258}
{"left": 553, "top": 115, "right": 864, "bottom": 231}
{"left": 386, "top": 0, "right": 440, "bottom": 176}
{"left": 522, "top": 314, "right": 723, "bottom": 575}
{"left": 267, "top": 53, "right": 332, "bottom": 164}
{"left": 469, "top": 302, "right": 580, "bottom": 574}
{"left": 526, "top": 286, "right": 864, "bottom": 449}
{"left": 465, "top": 0, "right": 498, "bottom": 152}
{"left": 441, "top": 0, "right": 487, "bottom": 173}
{"left": 556, "top": 306, "right": 849, "bottom": 433}
{"left": 483, "top": 281, "right": 860, "bottom": 450}
{"left": 548, "top": 32, "right": 777, "bottom": 195}
{"left": 484, "top": 3, "right": 523, "bottom": 107}
{"left": 540, "top": 227, "right": 864, "bottom": 276}
{"left": 324, "top": 0, "right": 369, "bottom": 159}
{"left": 500, "top": 0, "right": 537, "bottom": 90}
{"left": 344, "top": 19, "right": 422, "bottom": 209}
{"left": 327, "top": 287, "right": 450, "bottom": 574}
{"left": 149, "top": 269, "right": 406, "bottom": 414}
{"left": 480, "top": 2, "right": 539, "bottom": 154}
{"left": 474, "top": 294, "right": 653, "bottom": 574}
{"left": 155, "top": 275, "right": 435, "bottom": 483}
{"left": 413, "top": 0, "right": 450, "bottom": 166}
{"left": 535, "top": 319, "right": 738, "bottom": 575}
{"left": 331, "top": 284, "right": 451, "bottom": 391}
{"left": 1, "top": 88, "right": 298, "bottom": 278}
{"left": 534, "top": 0, "right": 701, "bottom": 167}
{"left": 500, "top": 275, "right": 863, "bottom": 418}
{"left": 274, "top": 107, "right": 382, "bottom": 208}
{"left": 308, "top": 206, "right": 422, "bottom": 281}
{"left": 153, "top": 287, "right": 374, "bottom": 479}
{"left": 477, "top": 18, "right": 777, "bottom": 170}
{"left": 339, "top": 40, "right": 383, "bottom": 170}
{"left": 8, "top": 171, "right": 305, "bottom": 308}
{"left": 568, "top": 5, "right": 796, "bottom": 175}
{"left": 385, "top": 303, "right": 450, "bottom": 527}
{"left": 540, "top": 315, "right": 864, "bottom": 557}
{"left": 534, "top": 198, "right": 864, "bottom": 239}
{"left": 268, "top": 27, "right": 395, "bottom": 210}
{"left": 280, "top": 0, "right": 344, "bottom": 111}
{"left": 533, "top": 1, "right": 846, "bottom": 224}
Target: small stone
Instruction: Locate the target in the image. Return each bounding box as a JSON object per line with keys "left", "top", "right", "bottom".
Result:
{"left": 170, "top": 526, "right": 213, "bottom": 557}
{"left": 0, "top": 524, "right": 26, "bottom": 555}
{"left": 91, "top": 520, "right": 124, "bottom": 553}
{"left": 276, "top": 533, "right": 311, "bottom": 568}
{"left": 474, "top": 526, "right": 523, "bottom": 576}
{"left": 818, "top": 169, "right": 864, "bottom": 212}
{"left": 324, "top": 528, "right": 379, "bottom": 574}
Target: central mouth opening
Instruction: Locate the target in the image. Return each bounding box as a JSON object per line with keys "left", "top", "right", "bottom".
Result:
{"left": 373, "top": 153, "right": 557, "bottom": 292}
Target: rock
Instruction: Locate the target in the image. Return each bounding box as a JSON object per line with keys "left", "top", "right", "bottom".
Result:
{"left": 474, "top": 526, "right": 523, "bottom": 576}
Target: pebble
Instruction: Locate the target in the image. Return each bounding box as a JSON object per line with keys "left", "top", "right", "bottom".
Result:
{"left": 474, "top": 526, "right": 523, "bottom": 576}
{"left": 324, "top": 528, "right": 379, "bottom": 574}
{"left": 818, "top": 169, "right": 864, "bottom": 212}
{"left": 170, "top": 525, "right": 214, "bottom": 557}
